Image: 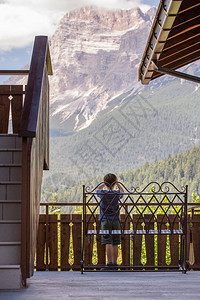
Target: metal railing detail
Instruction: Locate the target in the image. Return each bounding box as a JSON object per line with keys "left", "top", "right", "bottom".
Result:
{"left": 82, "top": 182, "right": 188, "bottom": 273}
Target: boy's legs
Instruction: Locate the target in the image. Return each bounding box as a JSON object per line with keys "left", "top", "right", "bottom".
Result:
{"left": 106, "top": 244, "right": 113, "bottom": 264}
{"left": 113, "top": 244, "right": 118, "bottom": 264}
{"left": 101, "top": 220, "right": 120, "bottom": 265}
{"left": 106, "top": 244, "right": 118, "bottom": 264}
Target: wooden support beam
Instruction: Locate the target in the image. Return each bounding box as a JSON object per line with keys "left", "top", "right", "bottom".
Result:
{"left": 152, "top": 60, "right": 200, "bottom": 83}
{"left": 0, "top": 70, "right": 29, "bottom": 75}
{"left": 162, "top": 51, "right": 200, "bottom": 70}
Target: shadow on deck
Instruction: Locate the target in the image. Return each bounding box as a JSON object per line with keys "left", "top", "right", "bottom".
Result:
{"left": 1, "top": 271, "right": 200, "bottom": 299}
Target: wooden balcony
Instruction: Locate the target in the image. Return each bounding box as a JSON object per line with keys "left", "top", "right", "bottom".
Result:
{"left": 35, "top": 202, "right": 200, "bottom": 272}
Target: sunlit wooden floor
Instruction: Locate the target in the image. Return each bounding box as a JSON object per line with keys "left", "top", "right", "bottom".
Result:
{"left": 1, "top": 271, "right": 200, "bottom": 299}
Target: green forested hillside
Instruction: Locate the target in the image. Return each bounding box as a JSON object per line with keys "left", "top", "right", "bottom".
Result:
{"left": 42, "top": 144, "right": 200, "bottom": 211}
{"left": 42, "top": 78, "right": 200, "bottom": 208}
{"left": 48, "top": 78, "right": 200, "bottom": 181}
{"left": 121, "top": 146, "right": 200, "bottom": 198}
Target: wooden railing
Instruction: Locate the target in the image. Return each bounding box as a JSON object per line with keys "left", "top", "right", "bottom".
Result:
{"left": 0, "top": 85, "right": 26, "bottom": 133}
{"left": 0, "top": 36, "right": 52, "bottom": 285}
{"left": 18, "top": 36, "right": 52, "bottom": 285}
{"left": 35, "top": 202, "right": 200, "bottom": 271}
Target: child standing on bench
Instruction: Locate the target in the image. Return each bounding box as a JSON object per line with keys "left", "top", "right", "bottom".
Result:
{"left": 96, "top": 173, "right": 124, "bottom": 269}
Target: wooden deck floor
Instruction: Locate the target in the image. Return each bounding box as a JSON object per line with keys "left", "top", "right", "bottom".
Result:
{"left": 1, "top": 271, "right": 200, "bottom": 299}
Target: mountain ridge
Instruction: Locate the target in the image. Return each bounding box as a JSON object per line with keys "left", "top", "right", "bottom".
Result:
{"left": 49, "top": 6, "right": 156, "bottom": 131}
{"left": 64, "top": 6, "right": 155, "bottom": 30}
{"left": 5, "top": 6, "right": 200, "bottom": 188}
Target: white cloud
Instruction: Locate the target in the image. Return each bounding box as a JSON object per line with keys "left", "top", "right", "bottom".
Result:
{"left": 0, "top": 0, "right": 151, "bottom": 51}
{"left": 0, "top": 3, "right": 63, "bottom": 51}
{"left": 5, "top": 0, "right": 151, "bottom": 11}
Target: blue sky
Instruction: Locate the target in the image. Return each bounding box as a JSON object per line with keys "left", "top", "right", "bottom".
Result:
{"left": 143, "top": 0, "right": 159, "bottom": 6}
{"left": 0, "top": 0, "right": 159, "bottom": 83}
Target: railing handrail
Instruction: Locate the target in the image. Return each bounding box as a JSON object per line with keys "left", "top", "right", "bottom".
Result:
{"left": 39, "top": 202, "right": 190, "bottom": 207}
{"left": 0, "top": 70, "right": 29, "bottom": 75}
{"left": 19, "top": 36, "right": 52, "bottom": 137}
{"left": 39, "top": 202, "right": 200, "bottom": 210}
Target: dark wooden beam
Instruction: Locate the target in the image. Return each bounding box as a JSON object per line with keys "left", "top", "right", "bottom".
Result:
{"left": 21, "top": 137, "right": 29, "bottom": 286}
{"left": 151, "top": 56, "right": 200, "bottom": 82}
{"left": 0, "top": 91, "right": 26, "bottom": 95}
{"left": 19, "top": 36, "right": 50, "bottom": 137}
{"left": 0, "top": 70, "right": 29, "bottom": 75}
{"left": 161, "top": 51, "right": 200, "bottom": 70}
{"left": 152, "top": 60, "right": 200, "bottom": 84}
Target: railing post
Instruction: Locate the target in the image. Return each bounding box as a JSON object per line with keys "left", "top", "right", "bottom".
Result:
{"left": 184, "top": 185, "right": 188, "bottom": 272}
{"left": 21, "top": 137, "right": 28, "bottom": 286}
{"left": 45, "top": 204, "right": 49, "bottom": 270}
{"left": 81, "top": 185, "right": 85, "bottom": 274}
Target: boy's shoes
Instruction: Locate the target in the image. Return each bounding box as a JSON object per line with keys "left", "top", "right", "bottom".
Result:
{"left": 112, "top": 263, "right": 119, "bottom": 270}
{"left": 101, "top": 262, "right": 118, "bottom": 271}
{"left": 100, "top": 262, "right": 113, "bottom": 271}
{"left": 107, "top": 262, "right": 113, "bottom": 270}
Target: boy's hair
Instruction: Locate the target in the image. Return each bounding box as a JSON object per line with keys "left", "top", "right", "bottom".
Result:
{"left": 104, "top": 173, "right": 117, "bottom": 188}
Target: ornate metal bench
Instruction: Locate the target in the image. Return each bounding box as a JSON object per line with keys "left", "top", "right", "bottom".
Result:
{"left": 81, "top": 182, "right": 188, "bottom": 273}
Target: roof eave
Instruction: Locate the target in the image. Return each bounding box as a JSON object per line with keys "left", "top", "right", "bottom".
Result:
{"left": 138, "top": 0, "right": 183, "bottom": 84}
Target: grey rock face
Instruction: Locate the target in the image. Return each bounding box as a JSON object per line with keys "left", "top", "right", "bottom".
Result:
{"left": 49, "top": 6, "right": 156, "bottom": 131}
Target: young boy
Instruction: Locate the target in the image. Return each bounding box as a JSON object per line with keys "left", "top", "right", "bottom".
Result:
{"left": 96, "top": 173, "right": 124, "bottom": 269}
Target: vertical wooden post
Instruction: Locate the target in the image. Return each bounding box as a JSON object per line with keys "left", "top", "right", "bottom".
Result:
{"left": 96, "top": 215, "right": 106, "bottom": 266}
{"left": 10, "top": 85, "right": 23, "bottom": 133}
{"left": 169, "top": 215, "right": 179, "bottom": 266}
{"left": 190, "top": 215, "right": 200, "bottom": 269}
{"left": 84, "top": 215, "right": 94, "bottom": 267}
{"left": 45, "top": 205, "right": 49, "bottom": 270}
{"left": 133, "top": 215, "right": 143, "bottom": 266}
{"left": 60, "top": 214, "right": 71, "bottom": 271}
{"left": 48, "top": 214, "right": 58, "bottom": 271}
{"left": 72, "top": 214, "right": 82, "bottom": 270}
{"left": 21, "top": 137, "right": 29, "bottom": 286}
{"left": 36, "top": 215, "right": 46, "bottom": 270}
{"left": 0, "top": 85, "right": 10, "bottom": 133}
{"left": 144, "top": 214, "right": 155, "bottom": 267}
{"left": 157, "top": 215, "right": 167, "bottom": 266}
{"left": 121, "top": 213, "right": 130, "bottom": 266}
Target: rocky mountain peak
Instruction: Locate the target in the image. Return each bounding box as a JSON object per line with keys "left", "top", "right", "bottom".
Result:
{"left": 6, "top": 6, "right": 157, "bottom": 133}
{"left": 62, "top": 6, "right": 147, "bottom": 31}
{"left": 49, "top": 6, "right": 156, "bottom": 132}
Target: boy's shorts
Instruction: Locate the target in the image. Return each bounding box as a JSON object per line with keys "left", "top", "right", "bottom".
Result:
{"left": 101, "top": 220, "right": 121, "bottom": 245}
